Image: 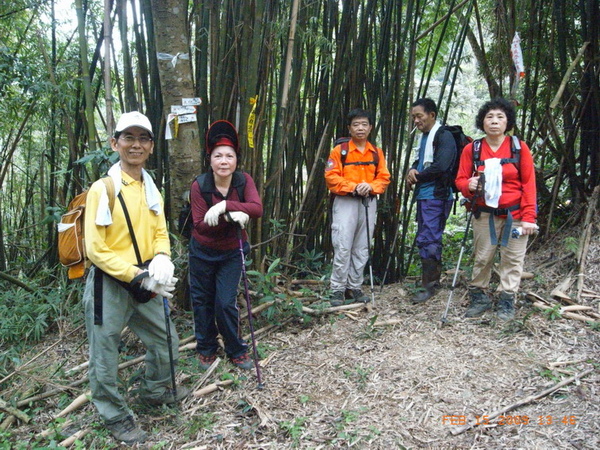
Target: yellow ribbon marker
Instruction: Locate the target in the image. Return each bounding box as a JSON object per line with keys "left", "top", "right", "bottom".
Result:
{"left": 173, "top": 115, "right": 179, "bottom": 139}
{"left": 247, "top": 95, "right": 258, "bottom": 149}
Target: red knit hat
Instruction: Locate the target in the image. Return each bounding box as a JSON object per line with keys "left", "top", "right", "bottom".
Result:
{"left": 205, "top": 120, "right": 239, "bottom": 155}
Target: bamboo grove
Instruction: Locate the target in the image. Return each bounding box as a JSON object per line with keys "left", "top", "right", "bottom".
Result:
{"left": 0, "top": 0, "right": 598, "bottom": 291}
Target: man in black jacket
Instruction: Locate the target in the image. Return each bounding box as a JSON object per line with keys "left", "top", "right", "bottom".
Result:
{"left": 406, "top": 98, "right": 457, "bottom": 303}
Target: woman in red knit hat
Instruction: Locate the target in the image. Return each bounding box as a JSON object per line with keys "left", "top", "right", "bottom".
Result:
{"left": 188, "top": 121, "right": 263, "bottom": 370}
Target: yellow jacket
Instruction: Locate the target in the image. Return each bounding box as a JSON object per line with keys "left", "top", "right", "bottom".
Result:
{"left": 84, "top": 172, "right": 171, "bottom": 283}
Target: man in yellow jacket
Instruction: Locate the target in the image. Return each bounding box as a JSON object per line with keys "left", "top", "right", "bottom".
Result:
{"left": 325, "top": 108, "right": 391, "bottom": 305}
{"left": 83, "top": 112, "right": 189, "bottom": 445}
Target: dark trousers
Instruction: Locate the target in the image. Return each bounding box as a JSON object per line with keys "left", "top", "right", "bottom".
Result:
{"left": 189, "top": 238, "right": 248, "bottom": 359}
{"left": 416, "top": 198, "right": 453, "bottom": 261}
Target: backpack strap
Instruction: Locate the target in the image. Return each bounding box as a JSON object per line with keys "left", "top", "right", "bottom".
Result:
{"left": 473, "top": 137, "right": 521, "bottom": 169}
{"left": 338, "top": 139, "right": 380, "bottom": 173}
{"left": 197, "top": 170, "right": 246, "bottom": 207}
{"left": 231, "top": 170, "right": 246, "bottom": 202}
{"left": 100, "top": 177, "right": 116, "bottom": 212}
{"left": 92, "top": 177, "right": 117, "bottom": 325}
{"left": 197, "top": 173, "right": 213, "bottom": 207}
{"left": 500, "top": 136, "right": 521, "bottom": 168}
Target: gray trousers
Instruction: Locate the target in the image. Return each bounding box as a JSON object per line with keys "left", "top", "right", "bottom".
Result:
{"left": 330, "top": 195, "right": 377, "bottom": 292}
{"left": 83, "top": 267, "right": 180, "bottom": 424}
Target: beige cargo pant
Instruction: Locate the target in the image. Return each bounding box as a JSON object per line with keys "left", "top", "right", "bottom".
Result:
{"left": 470, "top": 212, "right": 529, "bottom": 294}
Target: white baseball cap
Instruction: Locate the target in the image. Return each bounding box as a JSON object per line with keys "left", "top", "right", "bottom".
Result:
{"left": 115, "top": 111, "right": 154, "bottom": 137}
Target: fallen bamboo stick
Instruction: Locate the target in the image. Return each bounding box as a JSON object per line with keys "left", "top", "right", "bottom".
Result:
{"left": 194, "top": 358, "right": 221, "bottom": 388}
{"left": 240, "top": 301, "right": 274, "bottom": 320}
{"left": 451, "top": 367, "right": 594, "bottom": 435}
{"left": 373, "top": 319, "right": 403, "bottom": 327}
{"left": 192, "top": 379, "right": 234, "bottom": 397}
{"left": 59, "top": 428, "right": 91, "bottom": 447}
{"left": 302, "top": 303, "right": 366, "bottom": 316}
{"left": 290, "top": 279, "right": 326, "bottom": 285}
{"left": 0, "top": 415, "right": 17, "bottom": 431}
{"left": 533, "top": 302, "right": 599, "bottom": 323}
{"left": 38, "top": 419, "right": 74, "bottom": 439}
{"left": 0, "top": 399, "right": 30, "bottom": 423}
{"left": 55, "top": 391, "right": 90, "bottom": 418}
{"left": 561, "top": 305, "right": 593, "bottom": 312}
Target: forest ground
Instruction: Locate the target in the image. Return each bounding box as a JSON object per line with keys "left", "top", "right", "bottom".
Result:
{"left": 2, "top": 218, "right": 599, "bottom": 449}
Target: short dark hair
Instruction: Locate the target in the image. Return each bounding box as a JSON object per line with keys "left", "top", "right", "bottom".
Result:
{"left": 411, "top": 98, "right": 438, "bottom": 117}
{"left": 475, "top": 97, "right": 516, "bottom": 132}
{"left": 347, "top": 108, "right": 373, "bottom": 126}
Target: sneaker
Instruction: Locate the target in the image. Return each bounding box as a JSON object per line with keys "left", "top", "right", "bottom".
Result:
{"left": 465, "top": 287, "right": 492, "bottom": 318}
{"left": 106, "top": 416, "right": 147, "bottom": 445}
{"left": 139, "top": 385, "right": 191, "bottom": 406}
{"left": 351, "top": 289, "right": 371, "bottom": 304}
{"left": 496, "top": 291, "right": 516, "bottom": 321}
{"left": 198, "top": 353, "right": 217, "bottom": 371}
{"left": 329, "top": 290, "right": 345, "bottom": 307}
{"left": 230, "top": 353, "right": 254, "bottom": 370}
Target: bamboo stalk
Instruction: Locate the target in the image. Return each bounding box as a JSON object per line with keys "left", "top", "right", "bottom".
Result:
{"left": 577, "top": 186, "right": 600, "bottom": 301}
{"left": 550, "top": 42, "right": 590, "bottom": 109}
{"left": 451, "top": 368, "right": 594, "bottom": 435}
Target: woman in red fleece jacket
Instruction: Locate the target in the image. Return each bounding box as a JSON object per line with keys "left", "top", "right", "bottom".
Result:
{"left": 189, "top": 121, "right": 263, "bottom": 371}
{"left": 455, "top": 98, "right": 537, "bottom": 321}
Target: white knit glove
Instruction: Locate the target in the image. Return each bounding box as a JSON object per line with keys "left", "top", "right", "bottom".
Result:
{"left": 227, "top": 211, "right": 250, "bottom": 229}
{"left": 141, "top": 276, "right": 178, "bottom": 299}
{"left": 148, "top": 253, "right": 174, "bottom": 285}
{"left": 204, "top": 200, "right": 227, "bottom": 226}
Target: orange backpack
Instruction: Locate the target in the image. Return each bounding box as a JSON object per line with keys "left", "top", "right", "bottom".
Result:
{"left": 57, "top": 177, "right": 115, "bottom": 279}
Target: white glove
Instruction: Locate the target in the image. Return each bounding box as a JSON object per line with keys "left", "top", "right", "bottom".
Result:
{"left": 140, "top": 275, "right": 178, "bottom": 299}
{"left": 204, "top": 200, "right": 227, "bottom": 226}
{"left": 227, "top": 211, "right": 250, "bottom": 229}
{"left": 148, "top": 253, "right": 174, "bottom": 285}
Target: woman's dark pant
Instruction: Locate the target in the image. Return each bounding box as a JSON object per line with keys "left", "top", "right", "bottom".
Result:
{"left": 189, "top": 239, "right": 248, "bottom": 359}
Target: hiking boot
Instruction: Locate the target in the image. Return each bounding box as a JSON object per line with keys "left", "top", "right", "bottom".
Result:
{"left": 230, "top": 353, "right": 254, "bottom": 370}
{"left": 411, "top": 282, "right": 437, "bottom": 303}
{"left": 351, "top": 289, "right": 371, "bottom": 304}
{"left": 106, "top": 416, "right": 147, "bottom": 445}
{"left": 465, "top": 287, "right": 492, "bottom": 318}
{"left": 496, "top": 291, "right": 516, "bottom": 321}
{"left": 197, "top": 353, "right": 217, "bottom": 371}
{"left": 329, "top": 290, "right": 345, "bottom": 307}
{"left": 411, "top": 258, "right": 440, "bottom": 303}
{"left": 139, "top": 385, "right": 191, "bottom": 406}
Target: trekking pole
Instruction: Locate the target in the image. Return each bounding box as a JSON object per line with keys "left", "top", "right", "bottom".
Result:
{"left": 440, "top": 175, "right": 484, "bottom": 326}
{"left": 236, "top": 226, "right": 264, "bottom": 389}
{"left": 162, "top": 296, "right": 177, "bottom": 399}
{"left": 362, "top": 196, "right": 376, "bottom": 306}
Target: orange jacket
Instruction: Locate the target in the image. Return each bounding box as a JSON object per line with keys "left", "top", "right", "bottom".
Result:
{"left": 325, "top": 140, "right": 391, "bottom": 196}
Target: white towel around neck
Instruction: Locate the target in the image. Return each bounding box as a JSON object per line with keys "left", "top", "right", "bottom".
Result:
{"left": 484, "top": 158, "right": 503, "bottom": 208}
{"left": 95, "top": 162, "right": 162, "bottom": 226}
{"left": 420, "top": 121, "right": 441, "bottom": 168}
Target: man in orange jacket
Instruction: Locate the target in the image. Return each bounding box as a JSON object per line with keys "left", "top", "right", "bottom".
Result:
{"left": 325, "top": 108, "right": 391, "bottom": 306}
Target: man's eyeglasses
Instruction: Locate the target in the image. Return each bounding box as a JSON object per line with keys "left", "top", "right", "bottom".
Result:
{"left": 119, "top": 135, "right": 153, "bottom": 145}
